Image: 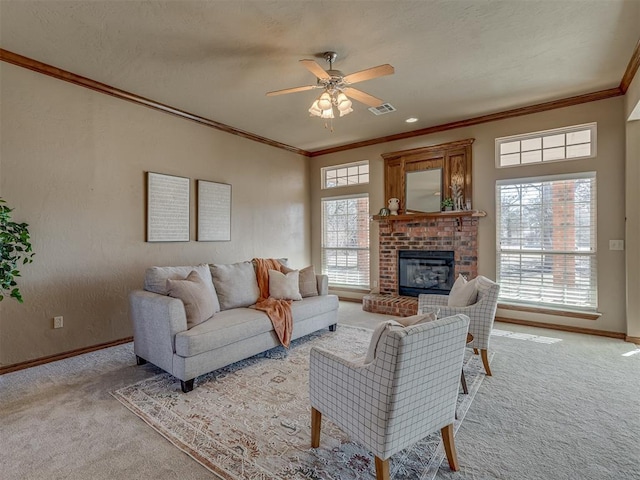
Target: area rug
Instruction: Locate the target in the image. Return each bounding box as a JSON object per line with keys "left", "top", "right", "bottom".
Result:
{"left": 112, "top": 326, "right": 490, "bottom": 480}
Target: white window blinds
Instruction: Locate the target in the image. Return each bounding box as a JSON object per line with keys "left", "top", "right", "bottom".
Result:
{"left": 321, "top": 195, "right": 370, "bottom": 288}
{"left": 496, "top": 173, "right": 597, "bottom": 311}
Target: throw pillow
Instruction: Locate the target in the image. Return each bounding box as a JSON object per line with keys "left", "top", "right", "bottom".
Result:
{"left": 448, "top": 274, "right": 478, "bottom": 307}
{"left": 268, "top": 269, "right": 302, "bottom": 301}
{"left": 298, "top": 265, "right": 319, "bottom": 297}
{"left": 166, "top": 270, "right": 216, "bottom": 329}
{"left": 210, "top": 261, "right": 261, "bottom": 310}
{"left": 364, "top": 320, "right": 403, "bottom": 364}
{"left": 395, "top": 310, "right": 438, "bottom": 327}
{"left": 280, "top": 265, "right": 319, "bottom": 298}
{"left": 144, "top": 264, "right": 220, "bottom": 313}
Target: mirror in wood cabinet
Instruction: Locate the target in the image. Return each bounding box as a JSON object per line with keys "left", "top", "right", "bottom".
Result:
{"left": 405, "top": 168, "right": 442, "bottom": 213}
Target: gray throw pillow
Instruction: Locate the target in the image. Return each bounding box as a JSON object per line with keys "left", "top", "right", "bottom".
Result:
{"left": 448, "top": 274, "right": 478, "bottom": 307}
{"left": 144, "top": 264, "right": 220, "bottom": 313}
{"left": 210, "top": 261, "right": 260, "bottom": 310}
{"left": 281, "top": 265, "right": 319, "bottom": 298}
{"left": 166, "top": 270, "right": 216, "bottom": 329}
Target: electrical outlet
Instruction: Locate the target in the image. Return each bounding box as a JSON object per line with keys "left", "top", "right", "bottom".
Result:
{"left": 609, "top": 240, "right": 624, "bottom": 251}
{"left": 53, "top": 316, "right": 64, "bottom": 329}
{"left": 373, "top": 280, "right": 378, "bottom": 288}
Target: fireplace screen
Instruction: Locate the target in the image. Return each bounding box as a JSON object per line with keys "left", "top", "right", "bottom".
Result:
{"left": 398, "top": 250, "right": 455, "bottom": 297}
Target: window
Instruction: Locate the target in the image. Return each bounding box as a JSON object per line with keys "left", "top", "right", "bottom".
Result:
{"left": 496, "top": 173, "right": 597, "bottom": 311}
{"left": 496, "top": 123, "right": 596, "bottom": 168}
{"left": 321, "top": 195, "right": 370, "bottom": 288}
{"left": 322, "top": 161, "right": 369, "bottom": 189}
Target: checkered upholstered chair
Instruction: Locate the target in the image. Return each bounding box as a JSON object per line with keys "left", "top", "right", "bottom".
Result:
{"left": 418, "top": 275, "right": 500, "bottom": 376}
{"left": 309, "top": 314, "right": 470, "bottom": 480}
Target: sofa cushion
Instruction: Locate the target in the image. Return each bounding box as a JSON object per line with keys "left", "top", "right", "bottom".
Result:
{"left": 210, "top": 261, "right": 260, "bottom": 310}
{"left": 364, "top": 320, "right": 404, "bottom": 364}
{"left": 268, "top": 269, "right": 302, "bottom": 301}
{"left": 144, "top": 264, "right": 220, "bottom": 313}
{"left": 175, "top": 308, "right": 273, "bottom": 357}
{"left": 175, "top": 295, "right": 339, "bottom": 357}
{"left": 166, "top": 270, "right": 217, "bottom": 329}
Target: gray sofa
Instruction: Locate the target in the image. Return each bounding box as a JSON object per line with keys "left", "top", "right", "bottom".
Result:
{"left": 129, "top": 262, "right": 339, "bottom": 392}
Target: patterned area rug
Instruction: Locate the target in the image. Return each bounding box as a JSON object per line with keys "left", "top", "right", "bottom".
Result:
{"left": 112, "top": 325, "right": 489, "bottom": 480}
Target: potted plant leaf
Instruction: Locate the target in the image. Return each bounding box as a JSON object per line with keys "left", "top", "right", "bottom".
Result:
{"left": 0, "top": 198, "right": 35, "bottom": 302}
{"left": 441, "top": 197, "right": 454, "bottom": 211}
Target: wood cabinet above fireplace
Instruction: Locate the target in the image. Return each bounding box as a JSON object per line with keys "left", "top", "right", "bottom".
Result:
{"left": 382, "top": 138, "right": 474, "bottom": 215}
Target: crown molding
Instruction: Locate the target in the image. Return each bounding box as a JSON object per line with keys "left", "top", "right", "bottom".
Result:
{"left": 2, "top": 42, "right": 638, "bottom": 159}
{"left": 309, "top": 87, "right": 623, "bottom": 157}
{"left": 620, "top": 38, "right": 640, "bottom": 94}
{"left": 0, "top": 49, "right": 311, "bottom": 157}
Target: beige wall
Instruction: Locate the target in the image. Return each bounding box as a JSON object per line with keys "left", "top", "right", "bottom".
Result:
{"left": 0, "top": 63, "right": 310, "bottom": 365}
{"left": 311, "top": 97, "right": 628, "bottom": 334}
{"left": 625, "top": 72, "right": 640, "bottom": 339}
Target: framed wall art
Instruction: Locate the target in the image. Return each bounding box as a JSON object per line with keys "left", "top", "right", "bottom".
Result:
{"left": 146, "top": 172, "right": 190, "bottom": 242}
{"left": 197, "top": 180, "right": 231, "bottom": 241}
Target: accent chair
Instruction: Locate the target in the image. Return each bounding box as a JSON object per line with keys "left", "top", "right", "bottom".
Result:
{"left": 309, "top": 314, "right": 470, "bottom": 480}
{"left": 418, "top": 275, "right": 500, "bottom": 376}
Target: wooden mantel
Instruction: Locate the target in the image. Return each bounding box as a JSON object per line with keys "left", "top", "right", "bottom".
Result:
{"left": 372, "top": 210, "right": 486, "bottom": 231}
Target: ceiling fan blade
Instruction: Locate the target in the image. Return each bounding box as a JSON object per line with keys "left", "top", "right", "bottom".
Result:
{"left": 300, "top": 59, "right": 331, "bottom": 81}
{"left": 266, "top": 85, "right": 318, "bottom": 96}
{"left": 343, "top": 87, "right": 384, "bottom": 107}
{"left": 343, "top": 64, "right": 394, "bottom": 84}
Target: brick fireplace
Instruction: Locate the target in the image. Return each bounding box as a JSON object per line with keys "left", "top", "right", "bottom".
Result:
{"left": 363, "top": 214, "right": 480, "bottom": 316}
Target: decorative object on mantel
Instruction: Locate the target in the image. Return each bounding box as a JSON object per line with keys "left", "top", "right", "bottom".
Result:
{"left": 378, "top": 207, "right": 390, "bottom": 216}
{"left": 441, "top": 197, "right": 454, "bottom": 211}
{"left": 450, "top": 183, "right": 464, "bottom": 211}
{"left": 388, "top": 197, "right": 400, "bottom": 215}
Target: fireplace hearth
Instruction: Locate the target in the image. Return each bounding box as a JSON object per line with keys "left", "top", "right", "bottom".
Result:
{"left": 398, "top": 250, "right": 455, "bottom": 297}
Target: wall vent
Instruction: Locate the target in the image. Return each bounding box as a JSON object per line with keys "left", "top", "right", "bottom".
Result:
{"left": 368, "top": 103, "right": 396, "bottom": 115}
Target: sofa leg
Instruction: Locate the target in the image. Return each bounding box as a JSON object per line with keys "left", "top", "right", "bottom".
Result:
{"left": 329, "top": 324, "right": 337, "bottom": 332}
{"left": 181, "top": 379, "right": 194, "bottom": 393}
{"left": 136, "top": 355, "right": 147, "bottom": 366}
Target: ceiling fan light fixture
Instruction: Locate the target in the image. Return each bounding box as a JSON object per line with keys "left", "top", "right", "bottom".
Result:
{"left": 339, "top": 106, "right": 353, "bottom": 117}
{"left": 320, "top": 108, "right": 334, "bottom": 119}
{"left": 317, "top": 92, "right": 333, "bottom": 110}
{"left": 308, "top": 100, "right": 322, "bottom": 117}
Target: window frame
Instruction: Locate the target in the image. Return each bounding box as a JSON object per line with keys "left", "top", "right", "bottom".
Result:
{"left": 495, "top": 123, "right": 597, "bottom": 168}
{"left": 321, "top": 161, "right": 369, "bottom": 189}
{"left": 320, "top": 193, "right": 370, "bottom": 289}
{"left": 495, "top": 172, "right": 598, "bottom": 312}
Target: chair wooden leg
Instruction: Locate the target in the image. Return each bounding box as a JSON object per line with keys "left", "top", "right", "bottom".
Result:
{"left": 441, "top": 423, "right": 460, "bottom": 471}
{"left": 374, "top": 456, "right": 390, "bottom": 480}
{"left": 481, "top": 349, "right": 492, "bottom": 376}
{"left": 311, "top": 407, "right": 322, "bottom": 448}
{"left": 473, "top": 348, "right": 479, "bottom": 355}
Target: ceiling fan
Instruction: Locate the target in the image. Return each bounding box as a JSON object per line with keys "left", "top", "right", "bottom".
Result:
{"left": 266, "top": 52, "right": 394, "bottom": 119}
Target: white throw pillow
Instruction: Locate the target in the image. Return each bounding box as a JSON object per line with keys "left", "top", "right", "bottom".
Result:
{"left": 268, "top": 269, "right": 302, "bottom": 301}
{"left": 395, "top": 310, "right": 438, "bottom": 327}
{"left": 364, "top": 320, "right": 403, "bottom": 364}
{"left": 448, "top": 274, "right": 478, "bottom": 307}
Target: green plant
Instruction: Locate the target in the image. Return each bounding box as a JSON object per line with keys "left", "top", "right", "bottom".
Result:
{"left": 441, "top": 197, "right": 454, "bottom": 209}
{"left": 0, "top": 198, "right": 35, "bottom": 302}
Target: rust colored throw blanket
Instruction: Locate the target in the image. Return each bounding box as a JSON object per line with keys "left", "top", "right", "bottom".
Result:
{"left": 253, "top": 258, "right": 293, "bottom": 348}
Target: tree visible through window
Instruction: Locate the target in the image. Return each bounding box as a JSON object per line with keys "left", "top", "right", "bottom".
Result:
{"left": 321, "top": 195, "right": 370, "bottom": 288}
{"left": 496, "top": 173, "right": 597, "bottom": 310}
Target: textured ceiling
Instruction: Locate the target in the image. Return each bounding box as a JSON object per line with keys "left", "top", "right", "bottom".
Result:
{"left": 1, "top": 0, "right": 638, "bottom": 153}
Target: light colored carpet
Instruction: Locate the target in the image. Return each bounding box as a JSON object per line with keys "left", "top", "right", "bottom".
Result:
{"left": 1, "top": 302, "right": 639, "bottom": 480}
{"left": 111, "top": 325, "right": 487, "bottom": 480}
